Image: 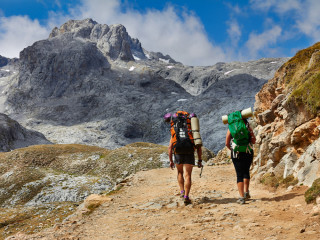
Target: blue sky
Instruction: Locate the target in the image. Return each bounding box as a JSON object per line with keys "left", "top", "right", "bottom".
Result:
{"left": 0, "top": 0, "right": 319, "bottom": 66}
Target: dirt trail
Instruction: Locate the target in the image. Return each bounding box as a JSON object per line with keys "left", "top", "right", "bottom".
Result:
{"left": 9, "top": 164, "right": 320, "bottom": 240}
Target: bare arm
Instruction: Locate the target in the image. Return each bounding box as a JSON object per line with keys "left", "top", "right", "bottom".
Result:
{"left": 196, "top": 145, "right": 203, "bottom": 168}
{"left": 168, "top": 140, "right": 173, "bottom": 162}
{"left": 168, "top": 138, "right": 174, "bottom": 169}
{"left": 248, "top": 126, "right": 256, "bottom": 144}
{"left": 196, "top": 146, "right": 202, "bottom": 161}
{"left": 225, "top": 129, "right": 232, "bottom": 150}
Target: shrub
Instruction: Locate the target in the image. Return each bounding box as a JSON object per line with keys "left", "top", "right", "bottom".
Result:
{"left": 260, "top": 173, "right": 298, "bottom": 189}
{"left": 305, "top": 178, "right": 320, "bottom": 204}
{"left": 283, "top": 42, "right": 320, "bottom": 114}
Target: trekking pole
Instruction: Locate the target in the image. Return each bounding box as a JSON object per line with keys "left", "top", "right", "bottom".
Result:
{"left": 199, "top": 166, "right": 203, "bottom": 178}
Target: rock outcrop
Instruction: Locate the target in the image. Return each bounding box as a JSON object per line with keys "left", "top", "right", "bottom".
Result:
{"left": 0, "top": 142, "right": 169, "bottom": 207}
{"left": 0, "top": 113, "right": 51, "bottom": 151}
{"left": 253, "top": 42, "right": 320, "bottom": 187}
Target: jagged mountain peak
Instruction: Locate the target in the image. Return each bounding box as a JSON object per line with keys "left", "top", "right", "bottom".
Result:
{"left": 49, "top": 18, "right": 99, "bottom": 38}
{"left": 48, "top": 18, "right": 178, "bottom": 64}
{"left": 49, "top": 18, "right": 141, "bottom": 62}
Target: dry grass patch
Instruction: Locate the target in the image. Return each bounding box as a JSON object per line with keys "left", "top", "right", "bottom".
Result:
{"left": 305, "top": 178, "right": 320, "bottom": 204}
{"left": 281, "top": 42, "right": 320, "bottom": 114}
{"left": 260, "top": 173, "right": 298, "bottom": 189}
{"left": 0, "top": 203, "right": 77, "bottom": 239}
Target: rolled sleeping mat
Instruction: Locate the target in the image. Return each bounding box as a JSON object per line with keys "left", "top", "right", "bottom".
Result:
{"left": 222, "top": 107, "right": 253, "bottom": 124}
{"left": 191, "top": 116, "right": 200, "bottom": 131}
{"left": 191, "top": 116, "right": 202, "bottom": 146}
{"left": 193, "top": 131, "right": 202, "bottom": 146}
{"left": 222, "top": 115, "right": 228, "bottom": 124}
{"left": 241, "top": 107, "right": 253, "bottom": 119}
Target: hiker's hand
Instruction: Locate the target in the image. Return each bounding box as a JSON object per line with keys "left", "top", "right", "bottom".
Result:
{"left": 197, "top": 160, "right": 203, "bottom": 168}
{"left": 170, "top": 161, "right": 175, "bottom": 169}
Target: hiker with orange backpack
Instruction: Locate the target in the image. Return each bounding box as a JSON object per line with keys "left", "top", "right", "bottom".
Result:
{"left": 164, "top": 111, "right": 202, "bottom": 205}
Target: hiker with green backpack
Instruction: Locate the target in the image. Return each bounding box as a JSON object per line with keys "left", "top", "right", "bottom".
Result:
{"left": 224, "top": 109, "right": 256, "bottom": 205}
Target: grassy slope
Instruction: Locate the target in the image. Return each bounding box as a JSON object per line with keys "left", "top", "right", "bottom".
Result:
{"left": 0, "top": 143, "right": 166, "bottom": 239}
{"left": 0, "top": 142, "right": 214, "bottom": 238}
{"left": 281, "top": 42, "right": 320, "bottom": 113}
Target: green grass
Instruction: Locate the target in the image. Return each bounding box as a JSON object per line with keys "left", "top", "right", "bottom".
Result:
{"left": 281, "top": 42, "right": 320, "bottom": 114}
{"left": 305, "top": 178, "right": 320, "bottom": 204}
{"left": 290, "top": 73, "right": 320, "bottom": 113}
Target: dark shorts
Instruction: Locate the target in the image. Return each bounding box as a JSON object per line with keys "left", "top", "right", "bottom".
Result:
{"left": 232, "top": 151, "right": 254, "bottom": 183}
{"left": 174, "top": 154, "right": 195, "bottom": 165}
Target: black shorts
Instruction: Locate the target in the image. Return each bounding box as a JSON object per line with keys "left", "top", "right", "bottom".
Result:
{"left": 174, "top": 154, "right": 195, "bottom": 165}
{"left": 232, "top": 151, "right": 253, "bottom": 183}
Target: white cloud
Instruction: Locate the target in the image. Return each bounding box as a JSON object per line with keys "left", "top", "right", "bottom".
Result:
{"left": 227, "top": 20, "right": 242, "bottom": 47}
{"left": 250, "top": 0, "right": 320, "bottom": 41}
{"left": 0, "top": 15, "right": 50, "bottom": 58}
{"left": 245, "top": 26, "right": 282, "bottom": 58}
{"left": 250, "top": 0, "right": 301, "bottom": 13}
{"left": 295, "top": 0, "right": 320, "bottom": 40}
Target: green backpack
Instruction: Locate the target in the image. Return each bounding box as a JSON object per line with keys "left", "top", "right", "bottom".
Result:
{"left": 228, "top": 111, "right": 252, "bottom": 153}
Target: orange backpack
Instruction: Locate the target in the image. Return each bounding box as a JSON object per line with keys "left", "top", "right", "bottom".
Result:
{"left": 170, "top": 111, "right": 195, "bottom": 154}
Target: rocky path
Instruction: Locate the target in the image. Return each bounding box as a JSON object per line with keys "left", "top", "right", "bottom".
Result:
{"left": 9, "top": 164, "right": 320, "bottom": 240}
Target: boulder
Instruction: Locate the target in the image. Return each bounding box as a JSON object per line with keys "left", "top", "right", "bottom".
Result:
{"left": 293, "top": 138, "right": 320, "bottom": 187}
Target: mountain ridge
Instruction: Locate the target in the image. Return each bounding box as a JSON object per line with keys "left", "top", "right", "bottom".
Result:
{"left": 1, "top": 18, "right": 288, "bottom": 153}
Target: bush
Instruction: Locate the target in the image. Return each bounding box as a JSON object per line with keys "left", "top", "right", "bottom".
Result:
{"left": 305, "top": 178, "right": 320, "bottom": 204}
{"left": 260, "top": 173, "right": 280, "bottom": 188}
{"left": 260, "top": 173, "right": 298, "bottom": 189}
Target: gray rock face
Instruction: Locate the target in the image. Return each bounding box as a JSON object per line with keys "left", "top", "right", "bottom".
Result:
{"left": 156, "top": 58, "right": 288, "bottom": 96}
{"left": 3, "top": 18, "right": 288, "bottom": 153}
{"left": 0, "top": 113, "right": 51, "bottom": 151}
{"left": 50, "top": 18, "right": 138, "bottom": 62}
{"left": 0, "top": 55, "right": 9, "bottom": 68}
{"left": 0, "top": 55, "right": 19, "bottom": 78}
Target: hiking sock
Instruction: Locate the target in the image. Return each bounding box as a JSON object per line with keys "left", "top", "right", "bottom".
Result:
{"left": 184, "top": 195, "right": 191, "bottom": 205}
{"left": 180, "top": 190, "right": 185, "bottom": 198}
{"left": 244, "top": 191, "right": 251, "bottom": 200}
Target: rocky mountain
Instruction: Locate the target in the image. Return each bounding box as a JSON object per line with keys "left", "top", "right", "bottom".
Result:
{"left": 1, "top": 18, "right": 288, "bottom": 153}
{"left": 1, "top": 18, "right": 320, "bottom": 239}
{"left": 252, "top": 42, "right": 320, "bottom": 187}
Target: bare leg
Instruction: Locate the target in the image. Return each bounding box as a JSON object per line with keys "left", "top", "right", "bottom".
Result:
{"left": 176, "top": 164, "right": 184, "bottom": 192}
{"left": 237, "top": 182, "right": 244, "bottom": 197}
{"left": 184, "top": 164, "right": 193, "bottom": 197}
{"left": 244, "top": 178, "right": 250, "bottom": 193}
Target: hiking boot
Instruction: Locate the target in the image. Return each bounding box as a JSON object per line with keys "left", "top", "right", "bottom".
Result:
{"left": 237, "top": 197, "right": 245, "bottom": 205}
{"left": 244, "top": 191, "right": 251, "bottom": 200}
{"left": 184, "top": 196, "right": 191, "bottom": 205}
